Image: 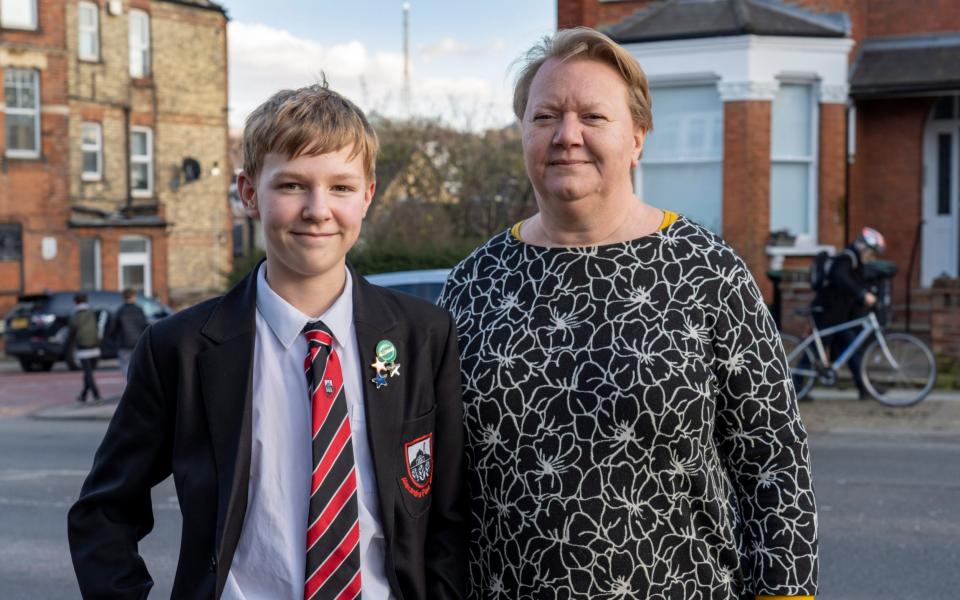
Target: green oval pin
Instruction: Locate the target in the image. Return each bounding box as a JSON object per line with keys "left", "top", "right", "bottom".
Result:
{"left": 376, "top": 339, "right": 397, "bottom": 364}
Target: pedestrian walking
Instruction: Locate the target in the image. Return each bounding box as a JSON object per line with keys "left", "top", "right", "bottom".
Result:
{"left": 66, "top": 293, "right": 102, "bottom": 404}
{"left": 109, "top": 288, "right": 148, "bottom": 380}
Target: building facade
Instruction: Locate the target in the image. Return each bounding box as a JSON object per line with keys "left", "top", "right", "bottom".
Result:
{"left": 558, "top": 0, "right": 960, "bottom": 314}
{"left": 0, "top": 0, "right": 229, "bottom": 313}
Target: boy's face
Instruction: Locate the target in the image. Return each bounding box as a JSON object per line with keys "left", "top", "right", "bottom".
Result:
{"left": 239, "top": 147, "right": 374, "bottom": 286}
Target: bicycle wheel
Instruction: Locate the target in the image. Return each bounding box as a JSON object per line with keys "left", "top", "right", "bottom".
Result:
{"left": 780, "top": 334, "right": 816, "bottom": 401}
{"left": 860, "top": 333, "right": 937, "bottom": 407}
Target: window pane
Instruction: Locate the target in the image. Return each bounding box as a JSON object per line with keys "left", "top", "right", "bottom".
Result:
{"left": 131, "top": 163, "right": 149, "bottom": 190}
{"left": 0, "top": 223, "right": 23, "bottom": 261}
{"left": 770, "top": 162, "right": 810, "bottom": 235}
{"left": 83, "top": 150, "right": 99, "bottom": 175}
{"left": 131, "top": 131, "right": 147, "bottom": 156}
{"left": 772, "top": 83, "right": 813, "bottom": 157}
{"left": 129, "top": 11, "right": 150, "bottom": 77}
{"left": 121, "top": 265, "right": 145, "bottom": 294}
{"left": 120, "top": 238, "right": 148, "bottom": 253}
{"left": 81, "top": 123, "right": 99, "bottom": 146}
{"left": 18, "top": 77, "right": 36, "bottom": 108}
{"left": 79, "top": 237, "right": 99, "bottom": 289}
{"left": 4, "top": 75, "right": 18, "bottom": 107}
{"left": 6, "top": 114, "right": 37, "bottom": 152}
{"left": 642, "top": 162, "right": 723, "bottom": 232}
{"left": 645, "top": 85, "right": 723, "bottom": 161}
{"left": 0, "top": 0, "right": 36, "bottom": 28}
{"left": 938, "top": 133, "right": 952, "bottom": 216}
{"left": 79, "top": 3, "right": 95, "bottom": 26}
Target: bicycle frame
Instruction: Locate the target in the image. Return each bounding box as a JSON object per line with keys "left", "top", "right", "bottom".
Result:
{"left": 787, "top": 312, "right": 897, "bottom": 378}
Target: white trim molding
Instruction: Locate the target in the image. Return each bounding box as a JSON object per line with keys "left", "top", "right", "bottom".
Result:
{"left": 819, "top": 84, "right": 849, "bottom": 104}
{"left": 718, "top": 81, "right": 780, "bottom": 102}
{"left": 625, "top": 35, "right": 854, "bottom": 104}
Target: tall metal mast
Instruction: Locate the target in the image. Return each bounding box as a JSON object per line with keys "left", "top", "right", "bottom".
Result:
{"left": 402, "top": 1, "right": 411, "bottom": 115}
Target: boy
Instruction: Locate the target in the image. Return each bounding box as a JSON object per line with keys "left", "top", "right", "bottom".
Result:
{"left": 68, "top": 84, "right": 468, "bottom": 600}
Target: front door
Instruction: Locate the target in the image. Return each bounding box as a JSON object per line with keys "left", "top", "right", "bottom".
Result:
{"left": 923, "top": 96, "right": 960, "bottom": 286}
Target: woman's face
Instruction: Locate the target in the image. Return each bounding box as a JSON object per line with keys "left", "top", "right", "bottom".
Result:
{"left": 521, "top": 58, "right": 645, "bottom": 210}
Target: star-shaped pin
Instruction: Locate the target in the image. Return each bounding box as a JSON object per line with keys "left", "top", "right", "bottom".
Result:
{"left": 371, "top": 373, "right": 388, "bottom": 389}
{"left": 388, "top": 362, "right": 400, "bottom": 378}
{"left": 371, "top": 358, "right": 387, "bottom": 373}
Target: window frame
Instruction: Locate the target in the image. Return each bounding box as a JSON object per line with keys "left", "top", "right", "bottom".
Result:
{"left": 128, "top": 9, "right": 151, "bottom": 78}
{"left": 4, "top": 68, "right": 41, "bottom": 159}
{"left": 81, "top": 121, "right": 103, "bottom": 181}
{"left": 636, "top": 80, "right": 725, "bottom": 233}
{"left": 79, "top": 236, "right": 102, "bottom": 290}
{"left": 77, "top": 1, "right": 100, "bottom": 62}
{"left": 0, "top": 0, "right": 38, "bottom": 30}
{"left": 130, "top": 126, "right": 153, "bottom": 197}
{"left": 118, "top": 235, "right": 152, "bottom": 297}
{"left": 769, "top": 79, "right": 819, "bottom": 245}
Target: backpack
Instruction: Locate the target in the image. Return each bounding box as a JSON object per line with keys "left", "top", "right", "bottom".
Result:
{"left": 810, "top": 248, "right": 857, "bottom": 290}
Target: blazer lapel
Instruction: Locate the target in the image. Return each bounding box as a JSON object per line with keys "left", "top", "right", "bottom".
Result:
{"left": 197, "top": 263, "right": 259, "bottom": 596}
{"left": 351, "top": 266, "right": 404, "bottom": 543}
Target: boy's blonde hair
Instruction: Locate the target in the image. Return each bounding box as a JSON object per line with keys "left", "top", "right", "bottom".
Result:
{"left": 513, "top": 27, "right": 653, "bottom": 132}
{"left": 242, "top": 83, "right": 379, "bottom": 182}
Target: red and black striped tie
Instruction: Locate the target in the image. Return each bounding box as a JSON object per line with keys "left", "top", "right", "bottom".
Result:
{"left": 302, "top": 321, "right": 362, "bottom": 600}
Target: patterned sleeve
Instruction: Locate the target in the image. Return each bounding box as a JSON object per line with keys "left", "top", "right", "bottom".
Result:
{"left": 710, "top": 257, "right": 819, "bottom": 597}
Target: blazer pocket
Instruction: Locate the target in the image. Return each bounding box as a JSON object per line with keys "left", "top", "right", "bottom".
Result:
{"left": 397, "top": 405, "right": 436, "bottom": 518}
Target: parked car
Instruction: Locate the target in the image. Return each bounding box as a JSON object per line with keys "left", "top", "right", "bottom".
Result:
{"left": 3, "top": 291, "right": 172, "bottom": 372}
{"left": 364, "top": 269, "right": 451, "bottom": 304}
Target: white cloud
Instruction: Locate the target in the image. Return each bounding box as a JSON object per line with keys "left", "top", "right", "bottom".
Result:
{"left": 228, "top": 22, "right": 515, "bottom": 131}
{"left": 418, "top": 37, "right": 510, "bottom": 63}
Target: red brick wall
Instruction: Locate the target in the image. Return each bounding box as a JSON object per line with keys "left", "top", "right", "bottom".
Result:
{"left": 848, "top": 98, "right": 932, "bottom": 305}
{"left": 723, "top": 101, "right": 772, "bottom": 298}
{"left": 930, "top": 286, "right": 960, "bottom": 357}
{"left": 818, "top": 103, "right": 846, "bottom": 250}
{"left": 0, "top": 1, "right": 69, "bottom": 316}
{"left": 864, "top": 0, "right": 960, "bottom": 36}
{"left": 558, "top": 0, "right": 655, "bottom": 29}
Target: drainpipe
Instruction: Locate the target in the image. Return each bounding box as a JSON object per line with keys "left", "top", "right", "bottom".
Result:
{"left": 844, "top": 101, "right": 853, "bottom": 245}
{"left": 124, "top": 105, "right": 132, "bottom": 211}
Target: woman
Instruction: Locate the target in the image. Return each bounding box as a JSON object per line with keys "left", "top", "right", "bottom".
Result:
{"left": 439, "top": 27, "right": 818, "bottom": 600}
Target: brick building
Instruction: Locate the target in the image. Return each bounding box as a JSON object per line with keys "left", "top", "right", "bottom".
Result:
{"left": 557, "top": 0, "right": 960, "bottom": 314}
{"left": 0, "top": 0, "right": 230, "bottom": 313}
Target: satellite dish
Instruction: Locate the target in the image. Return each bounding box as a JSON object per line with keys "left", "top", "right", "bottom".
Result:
{"left": 182, "top": 158, "right": 201, "bottom": 183}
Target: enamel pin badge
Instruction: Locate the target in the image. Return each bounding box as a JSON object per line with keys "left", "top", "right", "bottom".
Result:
{"left": 370, "top": 339, "right": 400, "bottom": 389}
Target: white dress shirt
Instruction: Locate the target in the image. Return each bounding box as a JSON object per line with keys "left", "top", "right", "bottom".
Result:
{"left": 222, "top": 264, "right": 393, "bottom": 600}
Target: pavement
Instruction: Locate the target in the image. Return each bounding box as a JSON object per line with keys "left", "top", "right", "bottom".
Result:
{"left": 28, "top": 381, "right": 960, "bottom": 434}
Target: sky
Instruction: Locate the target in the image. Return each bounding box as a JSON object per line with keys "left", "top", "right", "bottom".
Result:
{"left": 219, "top": 0, "right": 557, "bottom": 132}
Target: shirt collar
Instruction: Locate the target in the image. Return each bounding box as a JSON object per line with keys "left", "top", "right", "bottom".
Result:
{"left": 255, "top": 262, "right": 354, "bottom": 349}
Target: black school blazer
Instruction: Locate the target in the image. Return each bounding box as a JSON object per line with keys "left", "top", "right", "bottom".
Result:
{"left": 68, "top": 264, "right": 468, "bottom": 599}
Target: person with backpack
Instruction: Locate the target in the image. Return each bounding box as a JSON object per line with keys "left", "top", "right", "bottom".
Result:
{"left": 108, "top": 288, "right": 149, "bottom": 380}
{"left": 66, "top": 293, "right": 103, "bottom": 404}
{"left": 808, "top": 226, "right": 887, "bottom": 400}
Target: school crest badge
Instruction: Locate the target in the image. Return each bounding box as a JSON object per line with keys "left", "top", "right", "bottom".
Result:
{"left": 401, "top": 433, "right": 433, "bottom": 498}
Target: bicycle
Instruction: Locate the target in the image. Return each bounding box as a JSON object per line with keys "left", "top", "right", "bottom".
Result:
{"left": 780, "top": 308, "right": 937, "bottom": 407}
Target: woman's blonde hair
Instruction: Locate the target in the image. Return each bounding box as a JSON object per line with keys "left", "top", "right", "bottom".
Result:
{"left": 513, "top": 27, "right": 653, "bottom": 132}
{"left": 242, "top": 82, "right": 379, "bottom": 182}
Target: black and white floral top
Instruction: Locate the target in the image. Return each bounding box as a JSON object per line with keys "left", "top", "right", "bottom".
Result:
{"left": 438, "top": 216, "right": 818, "bottom": 600}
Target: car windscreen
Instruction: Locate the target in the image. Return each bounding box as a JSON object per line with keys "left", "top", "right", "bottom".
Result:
{"left": 48, "top": 294, "right": 79, "bottom": 316}
{"left": 385, "top": 283, "right": 445, "bottom": 304}
{"left": 6, "top": 296, "right": 51, "bottom": 317}
{"left": 137, "top": 298, "right": 168, "bottom": 320}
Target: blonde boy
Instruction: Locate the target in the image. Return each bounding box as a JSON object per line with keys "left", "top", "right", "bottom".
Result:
{"left": 69, "top": 84, "right": 468, "bottom": 600}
